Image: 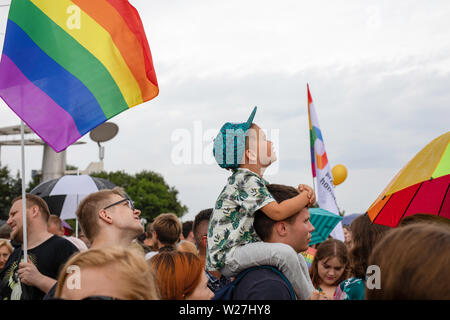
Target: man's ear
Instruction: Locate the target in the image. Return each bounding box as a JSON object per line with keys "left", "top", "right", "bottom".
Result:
{"left": 98, "top": 209, "right": 113, "bottom": 224}
{"left": 274, "top": 221, "right": 288, "bottom": 237}
{"left": 30, "top": 205, "right": 39, "bottom": 218}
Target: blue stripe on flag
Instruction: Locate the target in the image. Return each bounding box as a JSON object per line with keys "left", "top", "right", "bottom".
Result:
{"left": 3, "top": 20, "right": 106, "bottom": 135}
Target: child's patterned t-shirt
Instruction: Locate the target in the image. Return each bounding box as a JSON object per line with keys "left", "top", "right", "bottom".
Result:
{"left": 206, "top": 168, "right": 275, "bottom": 271}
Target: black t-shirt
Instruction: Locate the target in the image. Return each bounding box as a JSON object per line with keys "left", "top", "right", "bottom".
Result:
{"left": 0, "top": 235, "right": 78, "bottom": 300}
{"left": 232, "top": 268, "right": 293, "bottom": 300}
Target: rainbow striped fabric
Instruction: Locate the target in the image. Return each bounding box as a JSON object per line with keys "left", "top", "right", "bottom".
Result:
{"left": 0, "top": 0, "right": 158, "bottom": 152}
{"left": 300, "top": 247, "right": 317, "bottom": 269}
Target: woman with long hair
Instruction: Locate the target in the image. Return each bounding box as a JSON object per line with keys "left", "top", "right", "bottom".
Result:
{"left": 335, "top": 214, "right": 390, "bottom": 300}
{"left": 309, "top": 239, "right": 349, "bottom": 300}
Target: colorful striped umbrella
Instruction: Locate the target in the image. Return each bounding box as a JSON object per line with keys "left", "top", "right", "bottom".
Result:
{"left": 309, "top": 208, "right": 343, "bottom": 245}
{"left": 0, "top": 0, "right": 158, "bottom": 152}
{"left": 367, "top": 131, "right": 450, "bottom": 227}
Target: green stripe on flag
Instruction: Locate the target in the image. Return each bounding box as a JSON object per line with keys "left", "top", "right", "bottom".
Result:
{"left": 9, "top": 0, "right": 128, "bottom": 118}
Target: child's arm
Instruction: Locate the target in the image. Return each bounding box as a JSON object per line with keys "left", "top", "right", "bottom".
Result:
{"left": 261, "top": 186, "right": 312, "bottom": 221}
{"left": 298, "top": 184, "right": 316, "bottom": 205}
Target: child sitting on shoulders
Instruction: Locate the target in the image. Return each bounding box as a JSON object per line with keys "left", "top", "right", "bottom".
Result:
{"left": 206, "top": 106, "right": 317, "bottom": 300}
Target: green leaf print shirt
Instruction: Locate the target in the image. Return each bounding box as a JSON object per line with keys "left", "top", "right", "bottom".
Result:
{"left": 206, "top": 168, "right": 275, "bottom": 271}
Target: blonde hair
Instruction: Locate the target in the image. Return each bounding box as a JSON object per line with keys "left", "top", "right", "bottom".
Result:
{"left": 177, "top": 240, "right": 199, "bottom": 255}
{"left": 55, "top": 246, "right": 160, "bottom": 300}
{"left": 76, "top": 187, "right": 127, "bottom": 242}
{"left": 0, "top": 239, "right": 13, "bottom": 254}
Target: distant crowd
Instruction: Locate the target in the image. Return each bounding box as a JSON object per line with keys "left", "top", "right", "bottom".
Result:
{"left": 1, "top": 108, "right": 449, "bottom": 300}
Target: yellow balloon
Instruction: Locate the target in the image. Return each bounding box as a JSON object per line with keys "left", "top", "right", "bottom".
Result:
{"left": 332, "top": 164, "right": 347, "bottom": 186}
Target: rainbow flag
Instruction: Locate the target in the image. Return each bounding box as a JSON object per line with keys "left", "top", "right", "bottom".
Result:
{"left": 300, "top": 247, "right": 317, "bottom": 269}
{"left": 0, "top": 0, "right": 158, "bottom": 152}
{"left": 307, "top": 84, "right": 344, "bottom": 242}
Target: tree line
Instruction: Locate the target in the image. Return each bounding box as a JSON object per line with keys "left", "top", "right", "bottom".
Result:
{"left": 0, "top": 165, "right": 187, "bottom": 222}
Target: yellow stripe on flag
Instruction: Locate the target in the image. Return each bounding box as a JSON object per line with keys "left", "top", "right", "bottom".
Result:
{"left": 31, "top": 0, "right": 143, "bottom": 107}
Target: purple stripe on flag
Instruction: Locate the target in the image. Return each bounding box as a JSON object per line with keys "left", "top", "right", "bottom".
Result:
{"left": 0, "top": 54, "right": 81, "bottom": 152}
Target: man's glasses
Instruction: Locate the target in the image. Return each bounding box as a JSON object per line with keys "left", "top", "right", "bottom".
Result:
{"left": 103, "top": 198, "right": 135, "bottom": 211}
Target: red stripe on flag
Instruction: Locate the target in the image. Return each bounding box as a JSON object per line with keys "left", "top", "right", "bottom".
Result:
{"left": 107, "top": 0, "right": 158, "bottom": 88}
{"left": 307, "top": 83, "right": 313, "bottom": 105}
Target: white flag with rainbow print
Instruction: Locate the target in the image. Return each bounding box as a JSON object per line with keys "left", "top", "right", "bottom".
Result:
{"left": 307, "top": 84, "right": 344, "bottom": 242}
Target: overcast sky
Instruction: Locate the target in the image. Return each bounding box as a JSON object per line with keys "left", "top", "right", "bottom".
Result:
{"left": 0, "top": 0, "right": 449, "bottom": 221}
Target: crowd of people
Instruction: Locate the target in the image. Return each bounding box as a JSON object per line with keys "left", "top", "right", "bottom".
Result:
{"left": 0, "top": 108, "right": 449, "bottom": 301}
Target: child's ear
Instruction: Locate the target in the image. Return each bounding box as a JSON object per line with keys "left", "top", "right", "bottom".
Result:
{"left": 245, "top": 148, "right": 258, "bottom": 164}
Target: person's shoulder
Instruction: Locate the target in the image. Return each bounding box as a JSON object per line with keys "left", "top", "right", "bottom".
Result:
{"left": 233, "top": 267, "right": 293, "bottom": 300}
{"left": 145, "top": 251, "right": 158, "bottom": 260}
{"left": 236, "top": 168, "right": 263, "bottom": 182}
{"left": 63, "top": 236, "right": 88, "bottom": 252}
{"left": 336, "top": 277, "right": 365, "bottom": 300}
{"left": 340, "top": 277, "right": 364, "bottom": 288}
{"left": 46, "top": 235, "right": 79, "bottom": 252}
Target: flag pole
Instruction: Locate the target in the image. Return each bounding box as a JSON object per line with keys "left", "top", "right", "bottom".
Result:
{"left": 76, "top": 169, "right": 79, "bottom": 238}
{"left": 20, "top": 121, "right": 28, "bottom": 262}
{"left": 307, "top": 83, "right": 317, "bottom": 198}
{"left": 312, "top": 176, "right": 316, "bottom": 196}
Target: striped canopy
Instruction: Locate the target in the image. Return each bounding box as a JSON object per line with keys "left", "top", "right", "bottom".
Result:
{"left": 367, "top": 131, "right": 450, "bottom": 227}
{"left": 309, "top": 208, "right": 343, "bottom": 245}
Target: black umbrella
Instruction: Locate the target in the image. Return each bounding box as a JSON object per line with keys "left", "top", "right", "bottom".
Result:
{"left": 30, "top": 175, "right": 116, "bottom": 219}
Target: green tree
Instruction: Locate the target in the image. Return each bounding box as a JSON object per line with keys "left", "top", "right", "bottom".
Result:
{"left": 0, "top": 166, "right": 22, "bottom": 220}
{"left": 91, "top": 170, "right": 188, "bottom": 222}
{"left": 26, "top": 173, "right": 41, "bottom": 193}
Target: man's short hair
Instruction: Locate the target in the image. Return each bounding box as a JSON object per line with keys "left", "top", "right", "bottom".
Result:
{"left": 76, "top": 187, "right": 128, "bottom": 242}
{"left": 254, "top": 184, "right": 301, "bottom": 241}
{"left": 182, "top": 221, "right": 193, "bottom": 239}
{"left": 153, "top": 213, "right": 182, "bottom": 246}
{"left": 12, "top": 194, "right": 51, "bottom": 222}
{"left": 193, "top": 209, "right": 212, "bottom": 246}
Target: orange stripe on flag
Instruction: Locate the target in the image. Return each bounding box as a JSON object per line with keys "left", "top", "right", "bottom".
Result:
{"left": 72, "top": 0, "right": 158, "bottom": 102}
